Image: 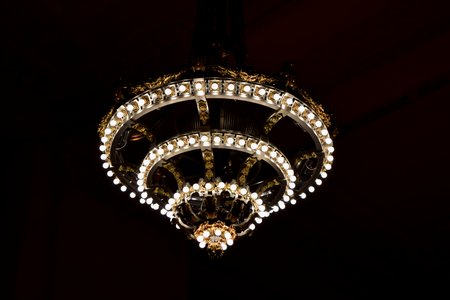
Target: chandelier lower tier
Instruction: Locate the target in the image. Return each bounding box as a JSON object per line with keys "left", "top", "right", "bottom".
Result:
{"left": 98, "top": 68, "right": 335, "bottom": 256}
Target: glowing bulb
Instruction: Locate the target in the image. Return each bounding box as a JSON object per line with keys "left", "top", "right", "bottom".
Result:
{"left": 203, "top": 230, "right": 210, "bottom": 238}
{"left": 221, "top": 243, "right": 227, "bottom": 250}
{"left": 214, "top": 229, "right": 221, "bottom": 236}
{"left": 196, "top": 235, "right": 204, "bottom": 242}
{"left": 199, "top": 241, "right": 206, "bottom": 248}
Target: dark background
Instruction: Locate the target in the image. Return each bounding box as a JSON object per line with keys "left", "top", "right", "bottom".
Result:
{"left": 3, "top": 0, "right": 450, "bottom": 299}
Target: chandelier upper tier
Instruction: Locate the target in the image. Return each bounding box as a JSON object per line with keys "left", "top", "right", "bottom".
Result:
{"left": 97, "top": 1, "right": 336, "bottom": 257}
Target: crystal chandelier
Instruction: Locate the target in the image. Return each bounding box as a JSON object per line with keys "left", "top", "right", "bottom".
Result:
{"left": 97, "top": 0, "right": 336, "bottom": 257}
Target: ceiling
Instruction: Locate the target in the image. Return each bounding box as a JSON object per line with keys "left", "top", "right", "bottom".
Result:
{"left": 4, "top": 0, "right": 450, "bottom": 299}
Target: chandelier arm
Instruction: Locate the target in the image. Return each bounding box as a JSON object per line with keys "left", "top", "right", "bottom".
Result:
{"left": 129, "top": 122, "right": 154, "bottom": 142}
{"left": 195, "top": 95, "right": 210, "bottom": 126}
{"left": 160, "top": 162, "right": 185, "bottom": 191}
{"left": 263, "top": 111, "right": 286, "bottom": 135}
{"left": 201, "top": 149, "right": 215, "bottom": 181}
{"left": 237, "top": 156, "right": 258, "bottom": 186}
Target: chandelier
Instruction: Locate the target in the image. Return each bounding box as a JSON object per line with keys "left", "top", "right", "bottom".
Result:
{"left": 97, "top": 0, "right": 336, "bottom": 257}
